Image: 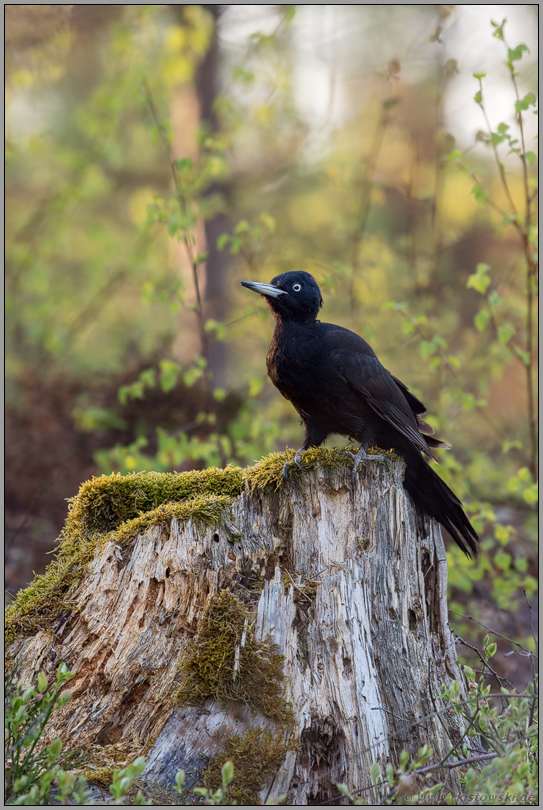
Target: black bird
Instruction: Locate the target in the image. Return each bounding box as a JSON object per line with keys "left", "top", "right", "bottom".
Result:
{"left": 241, "top": 270, "right": 479, "bottom": 558}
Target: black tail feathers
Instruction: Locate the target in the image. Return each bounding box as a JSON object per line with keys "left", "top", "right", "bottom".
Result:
{"left": 403, "top": 451, "right": 479, "bottom": 558}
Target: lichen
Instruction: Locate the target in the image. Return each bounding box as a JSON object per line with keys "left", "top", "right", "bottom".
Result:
{"left": 174, "top": 590, "right": 293, "bottom": 725}
{"left": 202, "top": 727, "right": 290, "bottom": 806}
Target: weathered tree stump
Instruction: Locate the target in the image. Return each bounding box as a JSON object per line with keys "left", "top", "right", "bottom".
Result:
{"left": 6, "top": 451, "right": 466, "bottom": 805}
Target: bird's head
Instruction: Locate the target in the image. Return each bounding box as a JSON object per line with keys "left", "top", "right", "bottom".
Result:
{"left": 241, "top": 271, "right": 323, "bottom": 322}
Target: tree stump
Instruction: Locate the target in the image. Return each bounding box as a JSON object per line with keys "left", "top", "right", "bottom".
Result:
{"left": 6, "top": 451, "right": 466, "bottom": 805}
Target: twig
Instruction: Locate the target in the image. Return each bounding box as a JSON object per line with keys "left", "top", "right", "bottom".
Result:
{"left": 283, "top": 569, "right": 312, "bottom": 603}
{"left": 450, "top": 611, "right": 538, "bottom": 659}
{"left": 454, "top": 634, "right": 516, "bottom": 693}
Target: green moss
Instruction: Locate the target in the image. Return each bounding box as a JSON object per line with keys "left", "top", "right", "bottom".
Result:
{"left": 202, "top": 727, "right": 290, "bottom": 806}
{"left": 65, "top": 467, "right": 244, "bottom": 535}
{"left": 107, "top": 495, "right": 235, "bottom": 549}
{"left": 245, "top": 445, "right": 401, "bottom": 493}
{"left": 174, "top": 591, "right": 293, "bottom": 725}
{"left": 79, "top": 766, "right": 115, "bottom": 789}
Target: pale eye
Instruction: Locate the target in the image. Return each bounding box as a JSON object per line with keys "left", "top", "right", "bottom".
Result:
{"left": 292, "top": 283, "right": 302, "bottom": 292}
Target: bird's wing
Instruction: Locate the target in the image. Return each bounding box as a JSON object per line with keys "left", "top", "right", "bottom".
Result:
{"left": 324, "top": 326, "right": 438, "bottom": 460}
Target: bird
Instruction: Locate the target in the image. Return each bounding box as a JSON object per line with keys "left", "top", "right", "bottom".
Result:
{"left": 241, "top": 270, "right": 479, "bottom": 558}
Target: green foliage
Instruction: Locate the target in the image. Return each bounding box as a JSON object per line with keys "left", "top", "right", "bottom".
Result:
{"left": 5, "top": 664, "right": 75, "bottom": 805}
{"left": 5, "top": 665, "right": 150, "bottom": 806}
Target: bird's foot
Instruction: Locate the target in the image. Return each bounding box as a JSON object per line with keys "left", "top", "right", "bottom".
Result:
{"left": 342, "top": 447, "right": 392, "bottom": 476}
{"left": 283, "top": 451, "right": 306, "bottom": 480}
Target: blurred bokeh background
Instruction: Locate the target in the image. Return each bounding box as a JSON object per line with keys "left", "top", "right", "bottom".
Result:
{"left": 5, "top": 5, "right": 538, "bottom": 685}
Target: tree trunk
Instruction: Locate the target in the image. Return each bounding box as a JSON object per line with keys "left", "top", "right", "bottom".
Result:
{"left": 7, "top": 457, "right": 466, "bottom": 805}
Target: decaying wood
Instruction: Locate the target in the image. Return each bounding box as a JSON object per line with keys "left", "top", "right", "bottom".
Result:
{"left": 8, "top": 460, "right": 466, "bottom": 805}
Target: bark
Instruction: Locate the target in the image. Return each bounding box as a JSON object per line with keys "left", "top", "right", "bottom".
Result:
{"left": 8, "top": 461, "right": 466, "bottom": 805}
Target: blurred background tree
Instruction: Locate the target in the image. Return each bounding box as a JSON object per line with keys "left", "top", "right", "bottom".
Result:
{"left": 5, "top": 4, "right": 538, "bottom": 686}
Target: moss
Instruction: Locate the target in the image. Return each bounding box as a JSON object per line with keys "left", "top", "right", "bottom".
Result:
{"left": 245, "top": 445, "right": 401, "bottom": 493}
{"left": 79, "top": 766, "right": 115, "bottom": 789}
{"left": 202, "top": 727, "right": 290, "bottom": 806}
{"left": 174, "top": 591, "right": 293, "bottom": 725}
{"left": 107, "top": 495, "right": 235, "bottom": 549}
{"left": 64, "top": 467, "right": 244, "bottom": 536}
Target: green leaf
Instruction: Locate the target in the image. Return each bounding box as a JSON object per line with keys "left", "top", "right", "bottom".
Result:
{"left": 221, "top": 760, "right": 234, "bottom": 788}
{"left": 514, "top": 346, "right": 532, "bottom": 367}
{"left": 194, "top": 252, "right": 208, "bottom": 266}
{"left": 48, "top": 738, "right": 63, "bottom": 759}
{"left": 370, "top": 762, "right": 381, "bottom": 782}
{"left": 420, "top": 341, "right": 435, "bottom": 361}
{"left": 233, "top": 219, "right": 249, "bottom": 235}
{"left": 474, "top": 310, "right": 490, "bottom": 331}
{"left": 175, "top": 156, "right": 193, "bottom": 172}
{"left": 467, "top": 266, "right": 490, "bottom": 294}
{"left": 487, "top": 290, "right": 502, "bottom": 308}
{"left": 159, "top": 360, "right": 181, "bottom": 393}
{"left": 473, "top": 72, "right": 486, "bottom": 80}
{"left": 470, "top": 183, "right": 488, "bottom": 205}
{"left": 491, "top": 132, "right": 506, "bottom": 146}
{"left": 474, "top": 90, "right": 483, "bottom": 105}
{"left": 491, "top": 19, "right": 506, "bottom": 40}
{"left": 524, "top": 151, "right": 536, "bottom": 164}
{"left": 259, "top": 212, "right": 276, "bottom": 233}
{"left": 284, "top": 5, "right": 296, "bottom": 22}
{"left": 515, "top": 93, "right": 537, "bottom": 113}
{"left": 485, "top": 642, "right": 498, "bottom": 658}
{"left": 217, "top": 233, "right": 230, "bottom": 250}
{"left": 508, "top": 44, "right": 529, "bottom": 62}
{"left": 494, "top": 552, "right": 511, "bottom": 571}
{"left": 37, "top": 671, "right": 48, "bottom": 694}
{"left": 497, "top": 323, "right": 515, "bottom": 345}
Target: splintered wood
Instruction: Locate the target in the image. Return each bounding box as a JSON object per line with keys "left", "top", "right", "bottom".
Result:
{"left": 8, "top": 462, "right": 465, "bottom": 805}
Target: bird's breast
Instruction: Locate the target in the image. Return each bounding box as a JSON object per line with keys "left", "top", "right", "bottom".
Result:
{"left": 266, "top": 328, "right": 336, "bottom": 410}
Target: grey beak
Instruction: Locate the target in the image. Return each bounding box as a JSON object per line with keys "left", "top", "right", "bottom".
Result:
{"left": 241, "top": 281, "right": 287, "bottom": 299}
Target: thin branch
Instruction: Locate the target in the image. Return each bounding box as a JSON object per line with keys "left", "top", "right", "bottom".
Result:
{"left": 450, "top": 612, "right": 538, "bottom": 659}
{"left": 477, "top": 84, "right": 518, "bottom": 216}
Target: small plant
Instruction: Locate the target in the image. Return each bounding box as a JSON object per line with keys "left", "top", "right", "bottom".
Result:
{"left": 5, "top": 665, "right": 150, "bottom": 806}
{"left": 5, "top": 663, "right": 75, "bottom": 805}
{"left": 175, "top": 761, "right": 234, "bottom": 806}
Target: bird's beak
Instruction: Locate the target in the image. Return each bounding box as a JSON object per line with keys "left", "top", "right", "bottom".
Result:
{"left": 240, "top": 281, "right": 287, "bottom": 298}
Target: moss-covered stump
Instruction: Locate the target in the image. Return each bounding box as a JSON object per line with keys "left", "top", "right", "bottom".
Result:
{"left": 6, "top": 450, "right": 466, "bottom": 805}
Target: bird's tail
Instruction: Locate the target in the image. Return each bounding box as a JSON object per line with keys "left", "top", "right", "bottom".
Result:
{"left": 403, "top": 450, "right": 479, "bottom": 558}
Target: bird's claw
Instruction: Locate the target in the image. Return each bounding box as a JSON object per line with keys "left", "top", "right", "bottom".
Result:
{"left": 342, "top": 448, "right": 391, "bottom": 476}
{"left": 283, "top": 451, "right": 305, "bottom": 480}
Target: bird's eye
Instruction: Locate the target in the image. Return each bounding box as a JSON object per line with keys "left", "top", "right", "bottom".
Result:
{"left": 292, "top": 283, "right": 302, "bottom": 292}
